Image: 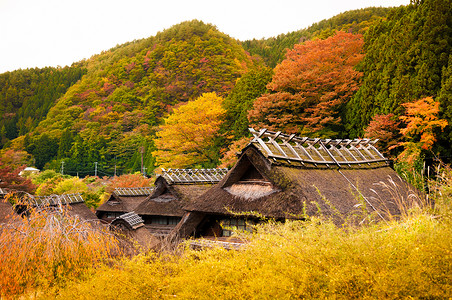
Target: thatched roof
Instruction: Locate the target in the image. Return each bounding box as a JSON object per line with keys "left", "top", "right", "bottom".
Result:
{"left": 184, "top": 129, "right": 421, "bottom": 223}
{"left": 65, "top": 202, "right": 98, "bottom": 221}
{"left": 134, "top": 174, "right": 217, "bottom": 217}
{"left": 96, "top": 187, "right": 154, "bottom": 215}
{"left": 0, "top": 192, "right": 97, "bottom": 222}
{"left": 113, "top": 187, "right": 154, "bottom": 196}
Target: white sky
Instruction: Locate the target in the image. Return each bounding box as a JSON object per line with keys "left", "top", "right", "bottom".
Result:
{"left": 0, "top": 0, "right": 409, "bottom": 73}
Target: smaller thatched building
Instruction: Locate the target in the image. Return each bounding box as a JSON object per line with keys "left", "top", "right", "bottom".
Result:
{"left": 134, "top": 168, "right": 228, "bottom": 237}
{"left": 172, "top": 128, "right": 421, "bottom": 240}
{"left": 110, "top": 212, "right": 160, "bottom": 252}
{"left": 96, "top": 187, "right": 154, "bottom": 223}
{"left": 28, "top": 193, "right": 98, "bottom": 221}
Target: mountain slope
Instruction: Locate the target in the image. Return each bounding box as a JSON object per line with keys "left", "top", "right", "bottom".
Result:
{"left": 25, "top": 20, "right": 260, "bottom": 172}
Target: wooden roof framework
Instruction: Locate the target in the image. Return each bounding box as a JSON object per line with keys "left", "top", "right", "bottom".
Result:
{"left": 30, "top": 193, "right": 85, "bottom": 206}
{"left": 249, "top": 128, "right": 388, "bottom": 168}
{"left": 162, "top": 168, "right": 229, "bottom": 184}
{"left": 114, "top": 187, "right": 154, "bottom": 196}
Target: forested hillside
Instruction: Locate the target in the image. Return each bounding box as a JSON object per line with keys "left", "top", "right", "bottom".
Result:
{"left": 0, "top": 66, "right": 86, "bottom": 148}
{"left": 242, "top": 7, "right": 391, "bottom": 68}
{"left": 1, "top": 1, "right": 451, "bottom": 178}
{"left": 14, "top": 20, "right": 261, "bottom": 175}
{"left": 345, "top": 0, "right": 452, "bottom": 158}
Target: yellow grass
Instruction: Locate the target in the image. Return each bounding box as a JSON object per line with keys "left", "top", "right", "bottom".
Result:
{"left": 46, "top": 211, "right": 452, "bottom": 299}
{"left": 4, "top": 166, "right": 452, "bottom": 299}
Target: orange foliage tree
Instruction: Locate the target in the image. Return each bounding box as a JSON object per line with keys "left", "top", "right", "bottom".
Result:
{"left": 398, "top": 97, "right": 448, "bottom": 163}
{"left": 153, "top": 92, "right": 226, "bottom": 168}
{"left": 105, "top": 173, "right": 153, "bottom": 194}
{"left": 248, "top": 31, "right": 364, "bottom": 137}
{"left": 219, "top": 137, "right": 251, "bottom": 168}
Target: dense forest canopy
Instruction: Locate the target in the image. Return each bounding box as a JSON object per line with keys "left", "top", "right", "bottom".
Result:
{"left": 0, "top": 2, "right": 451, "bottom": 178}
{"left": 345, "top": 0, "right": 452, "bottom": 158}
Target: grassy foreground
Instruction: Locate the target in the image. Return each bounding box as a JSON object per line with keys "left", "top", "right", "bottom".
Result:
{"left": 47, "top": 213, "right": 451, "bottom": 299}
{"left": 2, "top": 170, "right": 452, "bottom": 299}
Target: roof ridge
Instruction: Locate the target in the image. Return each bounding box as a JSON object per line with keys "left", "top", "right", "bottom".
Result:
{"left": 248, "top": 128, "right": 389, "bottom": 168}
{"left": 30, "top": 193, "right": 85, "bottom": 206}
{"left": 161, "top": 168, "right": 229, "bottom": 184}
{"left": 113, "top": 187, "right": 154, "bottom": 196}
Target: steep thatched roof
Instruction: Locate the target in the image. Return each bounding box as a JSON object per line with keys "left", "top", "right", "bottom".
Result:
{"left": 184, "top": 129, "right": 421, "bottom": 223}
{"left": 135, "top": 172, "right": 221, "bottom": 217}
{"left": 65, "top": 202, "right": 98, "bottom": 221}
{"left": 96, "top": 187, "right": 154, "bottom": 215}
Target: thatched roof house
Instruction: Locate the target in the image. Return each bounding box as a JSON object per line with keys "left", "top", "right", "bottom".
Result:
{"left": 96, "top": 187, "right": 154, "bottom": 223}
{"left": 134, "top": 168, "right": 228, "bottom": 237}
{"left": 110, "top": 212, "right": 160, "bottom": 251}
{"left": 173, "top": 128, "right": 421, "bottom": 239}
{"left": 28, "top": 193, "right": 98, "bottom": 221}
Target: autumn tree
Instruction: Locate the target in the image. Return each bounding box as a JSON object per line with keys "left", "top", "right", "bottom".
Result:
{"left": 0, "top": 149, "right": 33, "bottom": 170}
{"left": 345, "top": 0, "right": 452, "bottom": 141}
{"left": 153, "top": 92, "right": 226, "bottom": 168}
{"left": 105, "top": 173, "right": 153, "bottom": 195}
{"left": 219, "top": 137, "right": 251, "bottom": 168}
{"left": 364, "top": 113, "right": 401, "bottom": 157}
{"left": 248, "top": 31, "right": 364, "bottom": 137}
{"left": 0, "top": 161, "right": 36, "bottom": 193}
{"left": 398, "top": 97, "right": 448, "bottom": 164}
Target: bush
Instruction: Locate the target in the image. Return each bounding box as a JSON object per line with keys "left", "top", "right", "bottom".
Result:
{"left": 0, "top": 205, "right": 121, "bottom": 297}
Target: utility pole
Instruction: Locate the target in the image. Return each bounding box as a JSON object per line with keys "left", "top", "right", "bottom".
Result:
{"left": 114, "top": 156, "right": 117, "bottom": 177}
{"left": 60, "top": 161, "right": 64, "bottom": 175}
{"left": 139, "top": 146, "right": 145, "bottom": 176}
{"left": 94, "top": 162, "right": 98, "bottom": 177}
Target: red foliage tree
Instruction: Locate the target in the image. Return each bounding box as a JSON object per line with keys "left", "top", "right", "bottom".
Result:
{"left": 0, "top": 161, "right": 36, "bottom": 194}
{"left": 248, "top": 31, "right": 364, "bottom": 137}
{"left": 364, "top": 113, "right": 401, "bottom": 156}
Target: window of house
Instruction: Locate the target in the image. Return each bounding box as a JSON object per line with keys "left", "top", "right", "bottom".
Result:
{"left": 150, "top": 216, "right": 181, "bottom": 225}
{"left": 221, "top": 218, "right": 254, "bottom": 237}
{"left": 106, "top": 212, "right": 123, "bottom": 218}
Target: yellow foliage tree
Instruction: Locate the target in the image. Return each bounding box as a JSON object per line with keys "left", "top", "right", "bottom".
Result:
{"left": 153, "top": 92, "right": 226, "bottom": 168}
